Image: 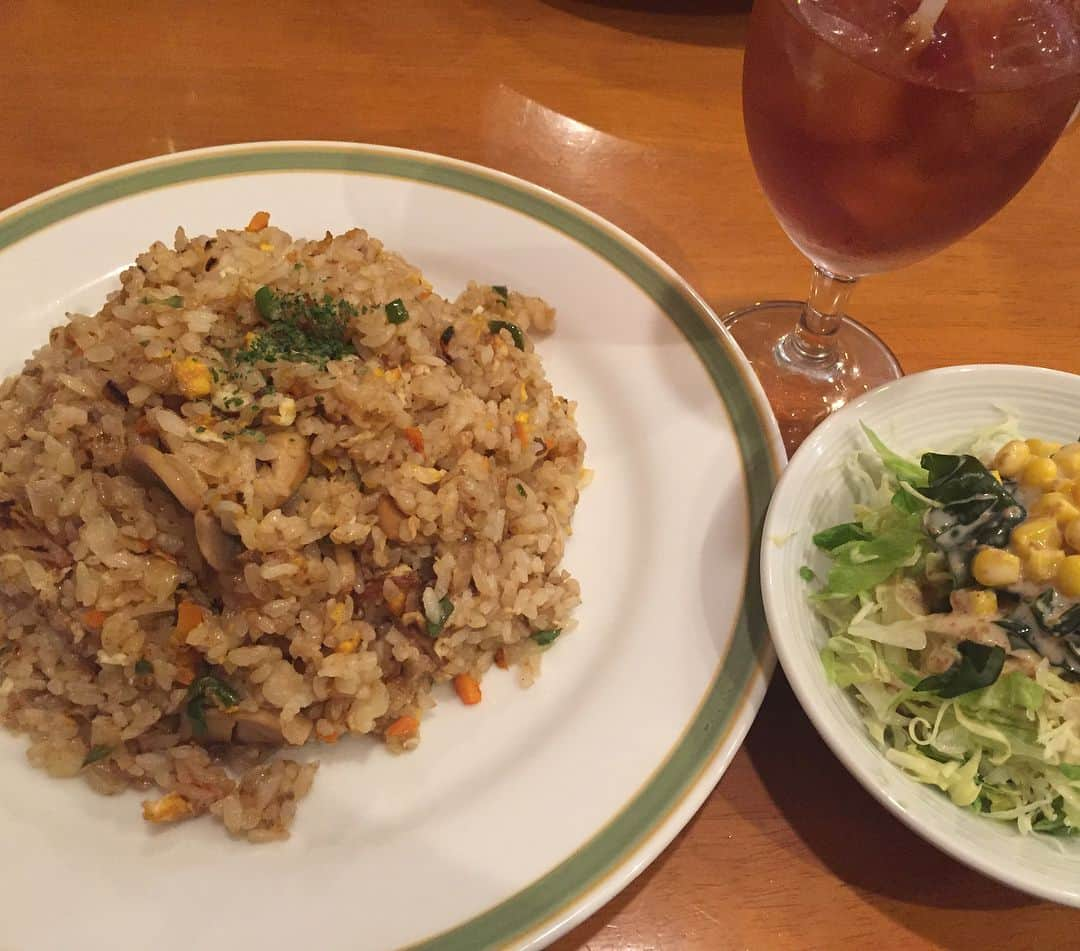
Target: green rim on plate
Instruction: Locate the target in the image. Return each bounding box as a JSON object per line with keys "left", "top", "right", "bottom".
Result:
{"left": 0, "top": 143, "right": 781, "bottom": 950}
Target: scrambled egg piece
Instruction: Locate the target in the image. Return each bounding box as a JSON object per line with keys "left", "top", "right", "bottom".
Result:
{"left": 141, "top": 792, "right": 194, "bottom": 824}
{"left": 173, "top": 358, "right": 212, "bottom": 399}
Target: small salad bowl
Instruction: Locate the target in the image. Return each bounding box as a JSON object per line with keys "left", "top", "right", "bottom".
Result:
{"left": 762, "top": 364, "right": 1080, "bottom": 906}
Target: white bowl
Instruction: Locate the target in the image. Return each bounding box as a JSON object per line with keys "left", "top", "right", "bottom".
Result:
{"left": 762, "top": 364, "right": 1080, "bottom": 906}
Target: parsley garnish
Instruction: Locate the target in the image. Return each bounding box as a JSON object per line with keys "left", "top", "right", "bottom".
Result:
{"left": 236, "top": 287, "right": 357, "bottom": 367}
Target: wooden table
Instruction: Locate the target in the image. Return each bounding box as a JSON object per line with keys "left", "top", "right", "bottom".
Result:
{"left": 6, "top": 1, "right": 1080, "bottom": 947}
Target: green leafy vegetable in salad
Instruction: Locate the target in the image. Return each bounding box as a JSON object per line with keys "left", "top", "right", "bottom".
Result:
{"left": 915, "top": 641, "right": 1005, "bottom": 698}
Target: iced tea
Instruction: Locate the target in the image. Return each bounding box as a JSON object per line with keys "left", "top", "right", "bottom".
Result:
{"left": 743, "top": 0, "right": 1080, "bottom": 276}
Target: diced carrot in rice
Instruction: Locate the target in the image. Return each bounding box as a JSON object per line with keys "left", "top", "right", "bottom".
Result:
{"left": 82, "top": 609, "right": 107, "bottom": 630}
{"left": 453, "top": 673, "right": 482, "bottom": 705}
{"left": 175, "top": 600, "right": 205, "bottom": 638}
{"left": 385, "top": 715, "right": 419, "bottom": 739}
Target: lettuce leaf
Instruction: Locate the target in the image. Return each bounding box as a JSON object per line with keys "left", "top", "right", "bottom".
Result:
{"left": 861, "top": 424, "right": 928, "bottom": 486}
{"left": 812, "top": 511, "right": 927, "bottom": 600}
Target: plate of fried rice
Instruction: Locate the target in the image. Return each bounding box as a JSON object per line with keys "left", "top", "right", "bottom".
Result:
{"left": 0, "top": 143, "right": 782, "bottom": 950}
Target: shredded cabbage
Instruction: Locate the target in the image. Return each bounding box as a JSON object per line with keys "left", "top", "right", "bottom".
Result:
{"left": 811, "top": 421, "right": 1080, "bottom": 839}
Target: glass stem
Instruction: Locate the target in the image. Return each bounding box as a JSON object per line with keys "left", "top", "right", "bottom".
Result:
{"left": 790, "top": 265, "right": 858, "bottom": 364}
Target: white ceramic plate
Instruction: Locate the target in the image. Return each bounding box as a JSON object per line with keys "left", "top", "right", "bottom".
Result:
{"left": 762, "top": 364, "right": 1080, "bottom": 907}
{"left": 0, "top": 143, "right": 784, "bottom": 950}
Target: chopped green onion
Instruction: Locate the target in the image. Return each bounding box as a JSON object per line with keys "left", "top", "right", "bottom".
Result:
{"left": 799, "top": 566, "right": 816, "bottom": 582}
{"left": 385, "top": 299, "right": 410, "bottom": 325}
{"left": 134, "top": 659, "right": 153, "bottom": 676}
{"left": 141, "top": 295, "right": 184, "bottom": 308}
{"left": 516, "top": 483, "right": 527, "bottom": 498}
{"left": 488, "top": 320, "right": 525, "bottom": 351}
{"left": 185, "top": 674, "right": 241, "bottom": 736}
{"left": 426, "top": 596, "right": 454, "bottom": 638}
{"left": 82, "top": 745, "right": 112, "bottom": 767}
{"left": 254, "top": 285, "right": 281, "bottom": 321}
{"left": 532, "top": 628, "right": 561, "bottom": 647}
{"left": 492, "top": 284, "right": 509, "bottom": 303}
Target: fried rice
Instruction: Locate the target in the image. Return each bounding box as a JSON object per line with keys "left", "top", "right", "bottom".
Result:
{"left": 0, "top": 215, "right": 586, "bottom": 841}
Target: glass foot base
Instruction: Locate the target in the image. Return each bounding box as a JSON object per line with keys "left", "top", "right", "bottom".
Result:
{"left": 722, "top": 300, "right": 902, "bottom": 455}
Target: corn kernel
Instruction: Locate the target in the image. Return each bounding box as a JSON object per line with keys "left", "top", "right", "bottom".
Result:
{"left": 1055, "top": 443, "right": 1080, "bottom": 478}
{"left": 950, "top": 588, "right": 998, "bottom": 615}
{"left": 1065, "top": 519, "right": 1080, "bottom": 553}
{"left": 1022, "top": 456, "right": 1059, "bottom": 490}
{"left": 335, "top": 639, "right": 357, "bottom": 654}
{"left": 994, "top": 440, "right": 1031, "bottom": 478}
{"left": 1027, "top": 438, "right": 1063, "bottom": 458}
{"left": 972, "top": 548, "right": 1022, "bottom": 587}
{"left": 1032, "top": 492, "right": 1080, "bottom": 525}
{"left": 1011, "top": 517, "right": 1063, "bottom": 555}
{"left": 172, "top": 357, "right": 212, "bottom": 399}
{"left": 1059, "top": 555, "right": 1080, "bottom": 597}
{"left": 1026, "top": 548, "right": 1065, "bottom": 583}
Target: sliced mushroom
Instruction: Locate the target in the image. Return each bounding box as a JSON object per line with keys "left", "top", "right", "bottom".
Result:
{"left": 376, "top": 494, "right": 404, "bottom": 539}
{"left": 201, "top": 709, "right": 238, "bottom": 743}
{"left": 194, "top": 508, "right": 239, "bottom": 572}
{"left": 127, "top": 445, "right": 206, "bottom": 514}
{"left": 233, "top": 709, "right": 285, "bottom": 745}
{"left": 254, "top": 433, "right": 310, "bottom": 510}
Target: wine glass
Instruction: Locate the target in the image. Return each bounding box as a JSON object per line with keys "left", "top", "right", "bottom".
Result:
{"left": 727, "top": 0, "right": 1080, "bottom": 453}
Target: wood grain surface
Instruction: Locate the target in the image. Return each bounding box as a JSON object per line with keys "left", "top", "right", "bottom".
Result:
{"left": 5, "top": 1, "right": 1080, "bottom": 948}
